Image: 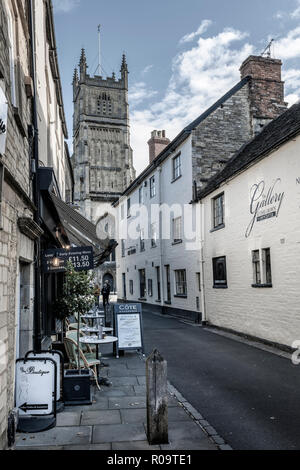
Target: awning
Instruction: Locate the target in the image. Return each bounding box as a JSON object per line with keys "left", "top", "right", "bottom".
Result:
{"left": 49, "top": 193, "right": 116, "bottom": 266}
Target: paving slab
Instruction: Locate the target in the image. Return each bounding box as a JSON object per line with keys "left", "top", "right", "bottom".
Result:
{"left": 93, "top": 423, "right": 147, "bottom": 444}
{"left": 15, "top": 426, "right": 92, "bottom": 448}
{"left": 81, "top": 410, "right": 121, "bottom": 426}
{"left": 160, "top": 439, "right": 217, "bottom": 450}
{"left": 133, "top": 385, "right": 147, "bottom": 395}
{"left": 63, "top": 444, "right": 112, "bottom": 450}
{"left": 112, "top": 441, "right": 160, "bottom": 450}
{"left": 56, "top": 412, "right": 81, "bottom": 427}
{"left": 168, "top": 421, "right": 210, "bottom": 442}
{"left": 108, "top": 367, "right": 144, "bottom": 378}
{"left": 109, "top": 396, "right": 146, "bottom": 410}
{"left": 137, "top": 376, "right": 146, "bottom": 386}
{"left": 110, "top": 376, "right": 139, "bottom": 386}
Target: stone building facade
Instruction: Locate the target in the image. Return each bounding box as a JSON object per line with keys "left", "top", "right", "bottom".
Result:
{"left": 115, "top": 55, "right": 288, "bottom": 321}
{"left": 72, "top": 51, "right": 136, "bottom": 292}
{"left": 0, "top": 0, "right": 72, "bottom": 449}
{"left": 0, "top": 0, "right": 36, "bottom": 449}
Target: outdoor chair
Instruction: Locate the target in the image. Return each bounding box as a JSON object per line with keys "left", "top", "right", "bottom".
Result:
{"left": 66, "top": 330, "right": 98, "bottom": 358}
{"left": 63, "top": 337, "right": 101, "bottom": 390}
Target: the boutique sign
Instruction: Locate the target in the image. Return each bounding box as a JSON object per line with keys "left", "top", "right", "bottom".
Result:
{"left": 245, "top": 178, "right": 285, "bottom": 238}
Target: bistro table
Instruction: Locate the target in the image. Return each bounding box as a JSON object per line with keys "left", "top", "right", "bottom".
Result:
{"left": 80, "top": 335, "right": 118, "bottom": 385}
{"left": 80, "top": 326, "right": 113, "bottom": 335}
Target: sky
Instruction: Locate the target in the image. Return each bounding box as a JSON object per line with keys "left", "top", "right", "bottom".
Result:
{"left": 53, "top": 0, "right": 300, "bottom": 176}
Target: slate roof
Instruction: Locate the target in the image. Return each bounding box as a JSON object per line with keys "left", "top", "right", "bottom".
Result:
{"left": 114, "top": 76, "right": 251, "bottom": 203}
{"left": 197, "top": 102, "right": 300, "bottom": 200}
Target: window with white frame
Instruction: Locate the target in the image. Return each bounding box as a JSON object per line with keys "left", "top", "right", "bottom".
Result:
{"left": 212, "top": 193, "right": 225, "bottom": 229}
{"left": 129, "top": 280, "right": 134, "bottom": 295}
{"left": 150, "top": 176, "right": 156, "bottom": 198}
{"left": 151, "top": 222, "right": 157, "bottom": 247}
{"left": 175, "top": 270, "right": 187, "bottom": 296}
{"left": 172, "top": 217, "right": 182, "bottom": 244}
{"left": 252, "top": 248, "right": 272, "bottom": 287}
{"left": 172, "top": 153, "right": 181, "bottom": 181}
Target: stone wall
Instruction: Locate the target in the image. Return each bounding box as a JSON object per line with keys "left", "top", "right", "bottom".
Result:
{"left": 192, "top": 83, "right": 252, "bottom": 190}
{"left": 0, "top": 0, "right": 34, "bottom": 449}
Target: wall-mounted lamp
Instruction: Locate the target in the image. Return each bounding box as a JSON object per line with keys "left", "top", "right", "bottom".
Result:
{"left": 52, "top": 253, "right": 60, "bottom": 268}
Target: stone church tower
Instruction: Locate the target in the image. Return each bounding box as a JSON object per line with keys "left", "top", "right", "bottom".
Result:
{"left": 72, "top": 49, "right": 136, "bottom": 292}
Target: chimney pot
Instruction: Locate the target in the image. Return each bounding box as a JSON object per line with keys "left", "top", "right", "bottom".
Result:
{"left": 148, "top": 130, "right": 171, "bottom": 164}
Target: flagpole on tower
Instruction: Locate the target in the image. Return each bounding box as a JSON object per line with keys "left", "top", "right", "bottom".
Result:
{"left": 98, "top": 24, "right": 101, "bottom": 75}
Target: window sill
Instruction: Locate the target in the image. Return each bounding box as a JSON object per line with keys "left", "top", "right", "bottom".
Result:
{"left": 174, "top": 295, "right": 187, "bottom": 299}
{"left": 210, "top": 224, "right": 225, "bottom": 233}
{"left": 213, "top": 285, "right": 228, "bottom": 289}
{"left": 171, "top": 175, "right": 182, "bottom": 184}
{"left": 172, "top": 240, "right": 183, "bottom": 246}
{"left": 252, "top": 284, "right": 273, "bottom": 288}
{"left": 151, "top": 244, "right": 157, "bottom": 249}
{"left": 155, "top": 299, "right": 161, "bottom": 303}
{"left": 164, "top": 301, "right": 172, "bottom": 305}
{"left": 138, "top": 298, "right": 147, "bottom": 301}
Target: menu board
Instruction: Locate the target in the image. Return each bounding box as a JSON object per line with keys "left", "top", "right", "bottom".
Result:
{"left": 41, "top": 246, "right": 94, "bottom": 273}
{"left": 113, "top": 304, "right": 144, "bottom": 355}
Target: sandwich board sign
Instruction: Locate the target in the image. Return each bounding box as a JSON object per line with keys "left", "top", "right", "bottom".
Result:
{"left": 25, "top": 351, "right": 64, "bottom": 404}
{"left": 113, "top": 303, "right": 145, "bottom": 358}
{"left": 15, "top": 358, "right": 57, "bottom": 432}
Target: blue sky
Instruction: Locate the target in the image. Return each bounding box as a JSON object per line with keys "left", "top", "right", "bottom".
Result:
{"left": 53, "top": 0, "right": 300, "bottom": 175}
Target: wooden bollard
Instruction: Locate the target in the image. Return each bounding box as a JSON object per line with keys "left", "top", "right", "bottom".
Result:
{"left": 146, "top": 349, "right": 169, "bottom": 445}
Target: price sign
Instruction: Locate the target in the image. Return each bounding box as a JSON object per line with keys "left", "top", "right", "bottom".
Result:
{"left": 41, "top": 246, "right": 94, "bottom": 273}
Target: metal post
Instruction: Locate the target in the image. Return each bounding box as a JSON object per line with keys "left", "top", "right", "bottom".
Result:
{"left": 146, "top": 349, "right": 169, "bottom": 445}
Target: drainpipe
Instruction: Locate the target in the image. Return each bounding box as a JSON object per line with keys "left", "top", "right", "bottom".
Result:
{"left": 29, "top": 0, "right": 42, "bottom": 352}
{"left": 157, "top": 166, "right": 165, "bottom": 310}
{"left": 199, "top": 200, "right": 207, "bottom": 324}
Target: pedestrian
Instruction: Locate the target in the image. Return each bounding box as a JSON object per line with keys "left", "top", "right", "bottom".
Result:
{"left": 94, "top": 284, "right": 100, "bottom": 307}
{"left": 101, "top": 280, "right": 111, "bottom": 308}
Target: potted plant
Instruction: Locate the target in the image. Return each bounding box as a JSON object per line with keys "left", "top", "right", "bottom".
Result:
{"left": 54, "top": 261, "right": 95, "bottom": 405}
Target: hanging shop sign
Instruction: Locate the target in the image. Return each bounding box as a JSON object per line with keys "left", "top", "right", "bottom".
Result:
{"left": 245, "top": 178, "right": 285, "bottom": 238}
{"left": 41, "top": 246, "right": 94, "bottom": 273}
{"left": 113, "top": 303, "right": 145, "bottom": 358}
{"left": 0, "top": 86, "right": 8, "bottom": 156}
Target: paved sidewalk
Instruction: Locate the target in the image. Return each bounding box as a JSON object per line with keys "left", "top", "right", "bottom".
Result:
{"left": 15, "top": 350, "right": 217, "bottom": 451}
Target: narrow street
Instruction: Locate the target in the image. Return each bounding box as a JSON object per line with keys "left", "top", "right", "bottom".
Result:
{"left": 142, "top": 310, "right": 300, "bottom": 450}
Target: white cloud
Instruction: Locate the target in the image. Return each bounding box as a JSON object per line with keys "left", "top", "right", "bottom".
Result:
{"left": 179, "top": 20, "right": 213, "bottom": 44}
{"left": 141, "top": 65, "right": 153, "bottom": 76}
{"left": 129, "top": 82, "right": 158, "bottom": 106}
{"left": 291, "top": 0, "right": 300, "bottom": 18}
{"left": 131, "top": 27, "right": 254, "bottom": 175}
{"left": 274, "top": 27, "right": 300, "bottom": 59}
{"left": 130, "top": 18, "right": 300, "bottom": 176}
{"left": 52, "top": 0, "right": 80, "bottom": 13}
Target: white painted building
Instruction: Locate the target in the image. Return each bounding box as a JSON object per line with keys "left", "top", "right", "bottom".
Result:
{"left": 115, "top": 54, "right": 288, "bottom": 322}
{"left": 197, "top": 102, "right": 300, "bottom": 348}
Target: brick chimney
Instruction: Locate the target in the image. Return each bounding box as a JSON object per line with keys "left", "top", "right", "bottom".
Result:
{"left": 148, "top": 130, "right": 170, "bottom": 164}
{"left": 240, "top": 55, "right": 287, "bottom": 134}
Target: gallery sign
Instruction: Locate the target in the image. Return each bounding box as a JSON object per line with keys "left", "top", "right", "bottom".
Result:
{"left": 245, "top": 178, "right": 285, "bottom": 238}
{"left": 41, "top": 246, "right": 94, "bottom": 273}
{"left": 0, "top": 86, "right": 8, "bottom": 155}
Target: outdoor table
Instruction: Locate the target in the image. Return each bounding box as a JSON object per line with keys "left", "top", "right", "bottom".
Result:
{"left": 79, "top": 336, "right": 118, "bottom": 382}
{"left": 80, "top": 326, "right": 113, "bottom": 334}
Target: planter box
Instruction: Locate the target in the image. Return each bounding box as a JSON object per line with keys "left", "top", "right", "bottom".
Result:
{"left": 63, "top": 369, "right": 92, "bottom": 406}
